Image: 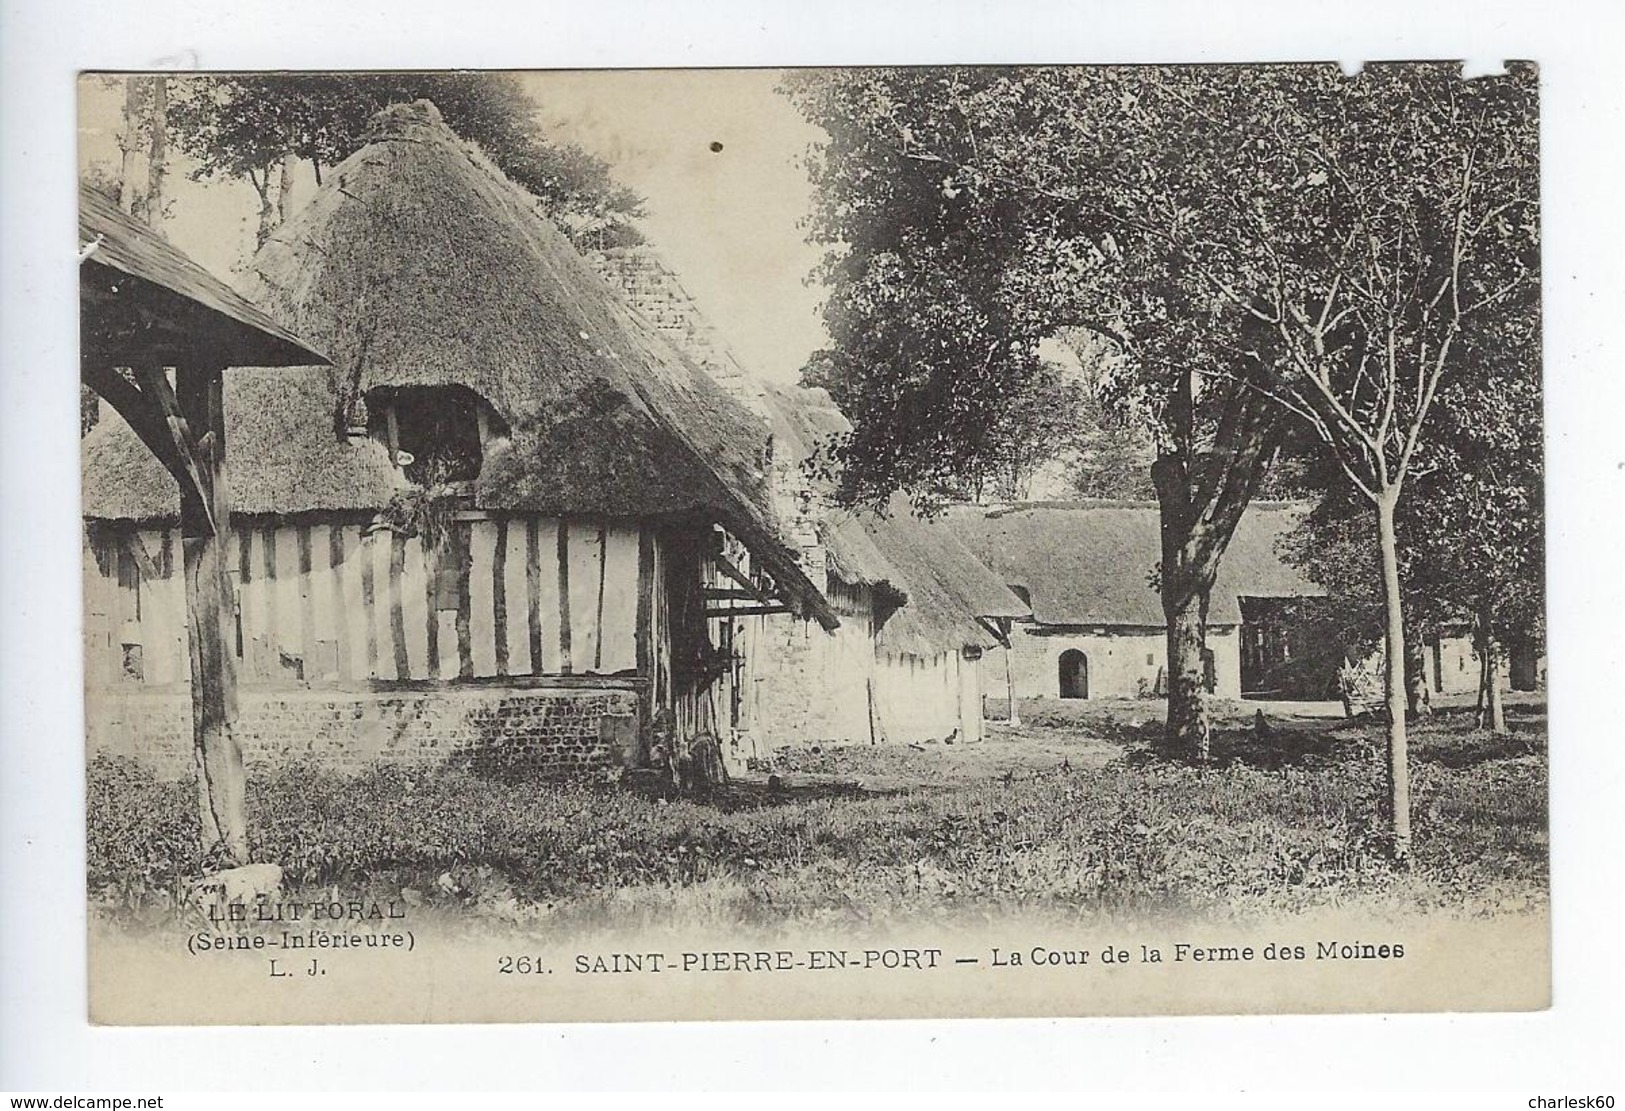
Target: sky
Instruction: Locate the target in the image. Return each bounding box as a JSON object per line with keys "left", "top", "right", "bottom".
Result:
{"left": 77, "top": 69, "right": 833, "bottom": 383}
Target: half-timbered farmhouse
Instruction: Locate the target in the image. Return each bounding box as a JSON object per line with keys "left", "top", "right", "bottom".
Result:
{"left": 82, "top": 100, "right": 836, "bottom": 780}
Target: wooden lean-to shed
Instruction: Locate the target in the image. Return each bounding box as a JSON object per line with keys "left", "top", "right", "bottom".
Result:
{"left": 81, "top": 100, "right": 835, "bottom": 780}
{"left": 80, "top": 181, "right": 333, "bottom": 857}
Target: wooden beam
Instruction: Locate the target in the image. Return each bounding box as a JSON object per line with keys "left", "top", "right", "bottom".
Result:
{"left": 710, "top": 550, "right": 775, "bottom": 606}
{"left": 81, "top": 364, "right": 189, "bottom": 483}
{"left": 976, "top": 615, "right": 1012, "bottom": 649}
{"left": 704, "top": 604, "right": 794, "bottom": 618}
{"left": 173, "top": 361, "right": 247, "bottom": 862}
{"left": 703, "top": 587, "right": 764, "bottom": 601}
{"left": 131, "top": 362, "right": 215, "bottom": 537}
{"left": 634, "top": 527, "right": 654, "bottom": 767}
{"left": 384, "top": 401, "right": 402, "bottom": 466}
{"left": 118, "top": 532, "right": 162, "bottom": 582}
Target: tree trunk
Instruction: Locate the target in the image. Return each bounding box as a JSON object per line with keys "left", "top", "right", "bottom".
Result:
{"left": 1375, "top": 492, "right": 1412, "bottom": 861}
{"left": 1475, "top": 636, "right": 1490, "bottom": 727}
{"left": 1480, "top": 599, "right": 1508, "bottom": 735}
{"left": 144, "top": 75, "right": 168, "bottom": 229}
{"left": 176, "top": 365, "right": 249, "bottom": 863}
{"left": 252, "top": 166, "right": 277, "bottom": 250}
{"left": 276, "top": 151, "right": 296, "bottom": 225}
{"left": 1147, "top": 374, "right": 1282, "bottom": 764}
{"left": 1404, "top": 628, "right": 1431, "bottom": 720}
{"left": 1164, "top": 581, "right": 1211, "bottom": 762}
{"left": 118, "top": 76, "right": 143, "bottom": 215}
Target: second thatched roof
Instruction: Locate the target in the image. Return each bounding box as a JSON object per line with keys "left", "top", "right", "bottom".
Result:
{"left": 82, "top": 367, "right": 401, "bottom": 519}
{"left": 951, "top": 501, "right": 1323, "bottom": 627}
{"left": 760, "top": 385, "right": 1028, "bottom": 656}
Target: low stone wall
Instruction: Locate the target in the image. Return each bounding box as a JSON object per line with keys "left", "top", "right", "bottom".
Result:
{"left": 85, "top": 682, "right": 641, "bottom": 780}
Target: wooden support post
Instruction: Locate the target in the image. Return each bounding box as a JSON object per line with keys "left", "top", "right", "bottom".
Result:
{"left": 633, "top": 528, "right": 655, "bottom": 767}
{"left": 174, "top": 362, "right": 248, "bottom": 864}
{"left": 133, "top": 362, "right": 215, "bottom": 536}
{"left": 1005, "top": 640, "right": 1020, "bottom": 726}
{"left": 385, "top": 401, "right": 402, "bottom": 466}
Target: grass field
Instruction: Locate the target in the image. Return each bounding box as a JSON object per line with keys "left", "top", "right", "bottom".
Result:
{"left": 88, "top": 695, "right": 1549, "bottom": 933}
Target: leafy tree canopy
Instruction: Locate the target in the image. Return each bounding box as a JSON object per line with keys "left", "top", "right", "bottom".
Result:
{"left": 168, "top": 73, "right": 646, "bottom": 248}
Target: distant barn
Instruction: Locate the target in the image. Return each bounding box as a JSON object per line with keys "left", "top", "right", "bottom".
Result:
{"left": 951, "top": 501, "right": 1331, "bottom": 702}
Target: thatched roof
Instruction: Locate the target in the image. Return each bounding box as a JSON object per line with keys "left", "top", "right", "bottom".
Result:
{"left": 758, "top": 385, "right": 1026, "bottom": 654}
{"left": 761, "top": 382, "right": 851, "bottom": 470}
{"left": 79, "top": 184, "right": 326, "bottom": 369}
{"left": 228, "top": 100, "right": 832, "bottom": 628}
{"left": 826, "top": 494, "right": 1030, "bottom": 656}
{"left": 82, "top": 367, "right": 401, "bottom": 520}
{"left": 950, "top": 501, "right": 1323, "bottom": 627}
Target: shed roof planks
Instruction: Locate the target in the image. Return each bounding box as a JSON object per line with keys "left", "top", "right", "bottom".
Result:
{"left": 79, "top": 184, "right": 327, "bottom": 370}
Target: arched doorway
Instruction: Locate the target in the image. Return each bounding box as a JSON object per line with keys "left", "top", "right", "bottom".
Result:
{"left": 1059, "top": 649, "right": 1089, "bottom": 699}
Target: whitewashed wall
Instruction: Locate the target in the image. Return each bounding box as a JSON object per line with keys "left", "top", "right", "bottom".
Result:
{"left": 990, "top": 625, "right": 1244, "bottom": 702}
{"left": 83, "top": 515, "right": 643, "bottom": 688}
{"left": 872, "top": 649, "right": 983, "bottom": 745}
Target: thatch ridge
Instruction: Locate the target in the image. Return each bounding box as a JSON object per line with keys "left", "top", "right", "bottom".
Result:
{"left": 951, "top": 501, "right": 1322, "bottom": 627}
{"left": 82, "top": 366, "right": 402, "bottom": 521}
{"left": 851, "top": 495, "right": 1030, "bottom": 656}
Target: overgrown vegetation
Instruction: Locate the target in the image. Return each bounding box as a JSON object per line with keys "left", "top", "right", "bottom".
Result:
{"left": 89, "top": 701, "right": 1547, "bottom": 933}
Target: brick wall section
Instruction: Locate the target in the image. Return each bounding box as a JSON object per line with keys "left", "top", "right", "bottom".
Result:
{"left": 85, "top": 685, "right": 639, "bottom": 780}
{"left": 589, "top": 247, "right": 769, "bottom": 419}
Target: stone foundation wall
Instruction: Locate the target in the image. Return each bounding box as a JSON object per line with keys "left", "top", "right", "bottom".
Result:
{"left": 85, "top": 683, "right": 641, "bottom": 780}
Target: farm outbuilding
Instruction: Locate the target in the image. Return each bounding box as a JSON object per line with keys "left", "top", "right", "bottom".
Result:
{"left": 587, "top": 250, "right": 1030, "bottom": 757}
{"left": 951, "top": 501, "right": 1326, "bottom": 703}
{"left": 82, "top": 100, "right": 835, "bottom": 780}
{"left": 79, "top": 180, "right": 335, "bottom": 859}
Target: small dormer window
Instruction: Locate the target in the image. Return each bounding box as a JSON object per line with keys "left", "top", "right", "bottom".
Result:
{"left": 369, "top": 385, "right": 506, "bottom": 487}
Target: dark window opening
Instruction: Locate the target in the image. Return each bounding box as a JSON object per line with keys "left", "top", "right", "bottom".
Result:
{"left": 369, "top": 385, "right": 506, "bottom": 487}
{"left": 120, "top": 642, "right": 144, "bottom": 683}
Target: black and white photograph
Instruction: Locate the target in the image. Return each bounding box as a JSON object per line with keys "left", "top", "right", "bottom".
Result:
{"left": 71, "top": 62, "right": 1551, "bottom": 1025}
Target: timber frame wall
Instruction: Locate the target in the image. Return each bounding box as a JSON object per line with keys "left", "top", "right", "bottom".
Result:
{"left": 86, "top": 512, "right": 645, "bottom": 688}
{"left": 83, "top": 511, "right": 731, "bottom": 772}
